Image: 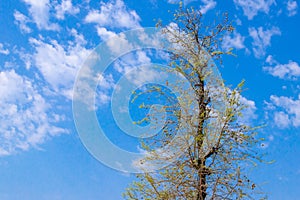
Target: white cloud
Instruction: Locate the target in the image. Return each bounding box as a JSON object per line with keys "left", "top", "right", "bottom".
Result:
{"left": 167, "top": 0, "right": 196, "bottom": 6}
{"left": 72, "top": 50, "right": 114, "bottom": 110}
{"left": 265, "top": 54, "right": 276, "bottom": 65}
{"left": 125, "top": 65, "right": 164, "bottom": 86}
{"left": 249, "top": 26, "right": 281, "bottom": 58}
{"left": 266, "top": 95, "right": 300, "bottom": 128}
{"left": 167, "top": 0, "right": 180, "bottom": 3}
{"left": 200, "top": 0, "right": 217, "bottom": 14}
{"left": 96, "top": 27, "right": 117, "bottom": 41}
{"left": 22, "top": 0, "right": 59, "bottom": 31}
{"left": 239, "top": 96, "right": 257, "bottom": 124}
{"left": 224, "top": 89, "right": 257, "bottom": 124}
{"left": 29, "top": 29, "right": 91, "bottom": 99}
{"left": 84, "top": 0, "right": 141, "bottom": 29}
{"left": 235, "top": 17, "right": 242, "bottom": 25}
{"left": 114, "top": 51, "right": 152, "bottom": 75}
{"left": 0, "top": 70, "right": 68, "bottom": 156}
{"left": 106, "top": 32, "right": 133, "bottom": 55}
{"left": 222, "top": 31, "right": 245, "bottom": 51}
{"left": 166, "top": 0, "right": 216, "bottom": 14}
{"left": 274, "top": 111, "right": 290, "bottom": 128}
{"left": 13, "top": 10, "right": 32, "bottom": 33}
{"left": 287, "top": 0, "right": 298, "bottom": 16}
{"left": 96, "top": 73, "right": 116, "bottom": 106}
{"left": 0, "top": 43, "right": 9, "bottom": 55}
{"left": 234, "top": 0, "right": 275, "bottom": 20}
{"left": 113, "top": 50, "right": 166, "bottom": 86}
{"left": 263, "top": 58, "right": 300, "bottom": 80}
{"left": 55, "top": 0, "right": 80, "bottom": 20}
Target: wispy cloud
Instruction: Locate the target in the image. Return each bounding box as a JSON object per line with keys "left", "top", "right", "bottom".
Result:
{"left": 249, "top": 26, "right": 281, "bottom": 58}
{"left": 0, "top": 70, "right": 68, "bottom": 156}
{"left": 287, "top": 0, "right": 298, "bottom": 16}
{"left": 265, "top": 95, "right": 300, "bottom": 129}
{"left": 0, "top": 43, "right": 9, "bottom": 55}
{"left": 234, "top": 0, "right": 275, "bottom": 20}
{"left": 166, "top": 0, "right": 216, "bottom": 13}
{"left": 263, "top": 56, "right": 300, "bottom": 80}
{"left": 222, "top": 31, "right": 245, "bottom": 51}
{"left": 84, "top": 0, "right": 141, "bottom": 29}
{"left": 29, "top": 29, "right": 91, "bottom": 99}
{"left": 54, "top": 0, "right": 80, "bottom": 20}
{"left": 21, "top": 0, "right": 59, "bottom": 31}
{"left": 239, "top": 96, "right": 257, "bottom": 124}
{"left": 167, "top": 0, "right": 196, "bottom": 6}
{"left": 113, "top": 50, "right": 161, "bottom": 86}
{"left": 199, "top": 0, "right": 217, "bottom": 14}
{"left": 13, "top": 10, "right": 32, "bottom": 33}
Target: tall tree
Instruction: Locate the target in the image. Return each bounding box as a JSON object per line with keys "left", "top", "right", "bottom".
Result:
{"left": 124, "top": 4, "right": 265, "bottom": 200}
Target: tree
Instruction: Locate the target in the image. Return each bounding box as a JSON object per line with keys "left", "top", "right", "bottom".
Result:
{"left": 124, "top": 4, "right": 265, "bottom": 200}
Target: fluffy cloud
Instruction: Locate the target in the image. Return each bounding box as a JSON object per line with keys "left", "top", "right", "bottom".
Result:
{"left": 249, "top": 26, "right": 281, "bottom": 58}
{"left": 266, "top": 95, "right": 300, "bottom": 129}
{"left": 287, "top": 0, "right": 298, "bottom": 16}
{"left": 234, "top": 0, "right": 275, "bottom": 20}
{"left": 263, "top": 56, "right": 300, "bottom": 80}
{"left": 84, "top": 0, "right": 141, "bottom": 29}
{"left": 273, "top": 111, "right": 290, "bottom": 128}
{"left": 106, "top": 32, "right": 133, "bottom": 55}
{"left": 96, "top": 27, "right": 118, "bottom": 40}
{"left": 222, "top": 31, "right": 245, "bottom": 51}
{"left": 21, "top": 0, "right": 59, "bottom": 30}
{"left": 13, "top": 10, "right": 32, "bottom": 33}
{"left": 55, "top": 0, "right": 80, "bottom": 20}
{"left": 29, "top": 29, "right": 91, "bottom": 99}
{"left": 0, "top": 70, "right": 68, "bottom": 156}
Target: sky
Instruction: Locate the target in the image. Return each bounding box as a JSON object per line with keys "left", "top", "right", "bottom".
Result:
{"left": 0, "top": 0, "right": 299, "bottom": 199}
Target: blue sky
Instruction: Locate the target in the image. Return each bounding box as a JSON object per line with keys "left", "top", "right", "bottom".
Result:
{"left": 0, "top": 0, "right": 299, "bottom": 199}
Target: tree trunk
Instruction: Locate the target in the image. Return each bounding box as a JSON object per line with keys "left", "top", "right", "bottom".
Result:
{"left": 195, "top": 78, "right": 208, "bottom": 200}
